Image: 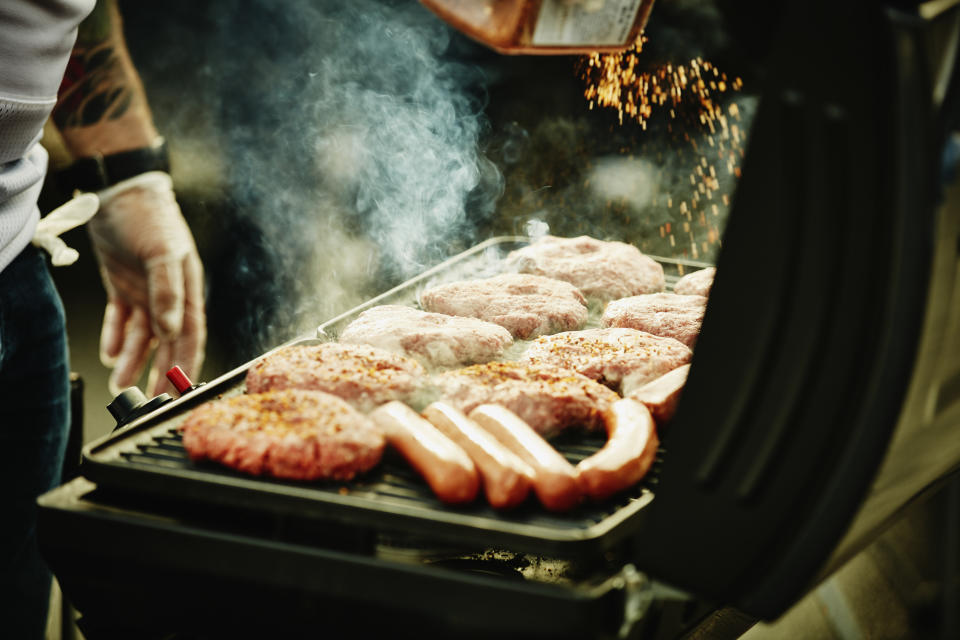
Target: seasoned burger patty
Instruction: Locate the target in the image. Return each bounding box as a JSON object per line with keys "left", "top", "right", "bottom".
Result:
{"left": 673, "top": 267, "right": 715, "bottom": 297}
{"left": 181, "top": 389, "right": 385, "bottom": 481}
{"left": 420, "top": 273, "right": 588, "bottom": 340}
{"left": 245, "top": 342, "right": 425, "bottom": 412}
{"left": 521, "top": 328, "right": 691, "bottom": 392}
{"left": 430, "top": 361, "right": 620, "bottom": 435}
{"left": 338, "top": 305, "right": 513, "bottom": 369}
{"left": 505, "top": 235, "right": 665, "bottom": 302}
{"left": 602, "top": 293, "right": 707, "bottom": 349}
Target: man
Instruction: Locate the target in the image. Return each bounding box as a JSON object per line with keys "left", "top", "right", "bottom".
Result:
{"left": 0, "top": 1, "right": 206, "bottom": 636}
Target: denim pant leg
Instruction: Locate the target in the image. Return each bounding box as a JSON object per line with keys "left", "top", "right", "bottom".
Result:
{"left": 0, "top": 244, "right": 70, "bottom": 640}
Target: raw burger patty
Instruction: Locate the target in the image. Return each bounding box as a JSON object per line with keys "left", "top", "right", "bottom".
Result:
{"left": 505, "top": 235, "right": 665, "bottom": 302}
{"left": 420, "top": 273, "right": 588, "bottom": 340}
{"left": 338, "top": 305, "right": 513, "bottom": 369}
{"left": 602, "top": 293, "right": 707, "bottom": 349}
{"left": 673, "top": 267, "right": 715, "bottom": 297}
{"left": 521, "top": 328, "right": 691, "bottom": 393}
{"left": 245, "top": 342, "right": 425, "bottom": 412}
{"left": 181, "top": 389, "right": 385, "bottom": 481}
{"left": 430, "top": 361, "right": 620, "bottom": 435}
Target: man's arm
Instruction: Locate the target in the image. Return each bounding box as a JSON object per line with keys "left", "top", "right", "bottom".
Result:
{"left": 53, "top": 0, "right": 158, "bottom": 156}
{"left": 51, "top": 0, "right": 207, "bottom": 397}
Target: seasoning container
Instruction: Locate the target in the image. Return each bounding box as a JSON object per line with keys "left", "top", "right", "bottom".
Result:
{"left": 420, "top": 0, "right": 655, "bottom": 55}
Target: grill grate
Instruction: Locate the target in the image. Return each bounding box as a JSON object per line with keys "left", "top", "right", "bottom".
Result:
{"left": 114, "top": 426, "right": 662, "bottom": 536}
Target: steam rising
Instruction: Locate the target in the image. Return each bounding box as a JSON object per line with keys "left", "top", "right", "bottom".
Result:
{"left": 587, "top": 157, "right": 656, "bottom": 211}
{"left": 198, "top": 0, "right": 501, "bottom": 354}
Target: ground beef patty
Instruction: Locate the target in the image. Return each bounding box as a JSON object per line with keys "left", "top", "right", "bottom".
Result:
{"left": 338, "top": 305, "right": 513, "bottom": 369}
{"left": 673, "top": 267, "right": 715, "bottom": 297}
{"left": 245, "top": 342, "right": 425, "bottom": 412}
{"left": 505, "top": 235, "right": 665, "bottom": 302}
{"left": 420, "top": 273, "right": 588, "bottom": 340}
{"left": 430, "top": 361, "right": 620, "bottom": 435}
{"left": 181, "top": 389, "right": 385, "bottom": 481}
{"left": 602, "top": 293, "right": 707, "bottom": 349}
{"left": 521, "top": 328, "right": 691, "bottom": 393}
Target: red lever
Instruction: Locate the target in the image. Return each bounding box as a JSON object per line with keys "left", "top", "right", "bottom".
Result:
{"left": 166, "top": 366, "right": 194, "bottom": 395}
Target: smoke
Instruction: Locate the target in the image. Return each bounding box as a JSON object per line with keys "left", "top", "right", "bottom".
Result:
{"left": 587, "top": 156, "right": 657, "bottom": 211}
{"left": 188, "top": 0, "right": 501, "bottom": 355}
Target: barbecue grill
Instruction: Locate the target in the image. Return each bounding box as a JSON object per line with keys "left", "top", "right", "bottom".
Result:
{"left": 42, "top": 239, "right": 716, "bottom": 640}
{"left": 38, "top": 0, "right": 960, "bottom": 638}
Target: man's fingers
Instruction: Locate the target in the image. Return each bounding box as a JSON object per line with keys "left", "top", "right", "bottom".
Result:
{"left": 100, "top": 299, "right": 132, "bottom": 366}
{"left": 108, "top": 307, "right": 153, "bottom": 396}
{"left": 146, "top": 340, "right": 175, "bottom": 397}
{"left": 145, "top": 252, "right": 206, "bottom": 396}
{"left": 181, "top": 251, "right": 207, "bottom": 376}
{"left": 146, "top": 258, "right": 185, "bottom": 339}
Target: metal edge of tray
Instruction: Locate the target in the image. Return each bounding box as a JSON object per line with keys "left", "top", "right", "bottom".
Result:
{"left": 81, "top": 236, "right": 706, "bottom": 557}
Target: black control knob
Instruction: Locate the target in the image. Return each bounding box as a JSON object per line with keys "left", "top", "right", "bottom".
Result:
{"left": 108, "top": 386, "right": 173, "bottom": 430}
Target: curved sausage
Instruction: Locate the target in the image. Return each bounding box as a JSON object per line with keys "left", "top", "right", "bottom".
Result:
{"left": 575, "top": 398, "right": 658, "bottom": 501}
{"left": 423, "top": 402, "right": 534, "bottom": 509}
{"left": 628, "top": 364, "right": 690, "bottom": 424}
{"left": 369, "top": 401, "right": 479, "bottom": 505}
{"left": 468, "top": 404, "right": 582, "bottom": 512}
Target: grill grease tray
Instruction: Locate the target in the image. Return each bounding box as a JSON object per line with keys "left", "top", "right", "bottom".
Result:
{"left": 82, "top": 236, "right": 709, "bottom": 558}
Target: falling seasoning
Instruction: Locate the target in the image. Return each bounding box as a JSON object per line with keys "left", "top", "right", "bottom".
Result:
{"left": 577, "top": 32, "right": 747, "bottom": 261}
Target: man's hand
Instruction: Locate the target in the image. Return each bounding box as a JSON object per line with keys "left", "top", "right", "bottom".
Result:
{"left": 90, "top": 172, "right": 205, "bottom": 396}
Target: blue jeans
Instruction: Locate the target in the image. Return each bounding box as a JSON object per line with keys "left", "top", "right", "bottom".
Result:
{"left": 0, "top": 244, "right": 70, "bottom": 640}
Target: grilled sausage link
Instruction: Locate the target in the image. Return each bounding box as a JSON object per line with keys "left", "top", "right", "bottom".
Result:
{"left": 628, "top": 364, "right": 690, "bottom": 424}
{"left": 468, "top": 404, "right": 582, "bottom": 512}
{"left": 423, "top": 402, "right": 534, "bottom": 509}
{"left": 369, "top": 401, "right": 479, "bottom": 505}
{"left": 575, "top": 398, "right": 658, "bottom": 501}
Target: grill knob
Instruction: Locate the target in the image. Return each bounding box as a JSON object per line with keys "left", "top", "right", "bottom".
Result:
{"left": 107, "top": 386, "right": 172, "bottom": 430}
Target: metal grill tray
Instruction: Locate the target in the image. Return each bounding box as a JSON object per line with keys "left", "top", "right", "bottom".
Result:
{"left": 82, "top": 236, "right": 711, "bottom": 558}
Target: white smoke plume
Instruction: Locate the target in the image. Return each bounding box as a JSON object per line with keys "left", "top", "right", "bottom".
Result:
{"left": 192, "top": 0, "right": 502, "bottom": 353}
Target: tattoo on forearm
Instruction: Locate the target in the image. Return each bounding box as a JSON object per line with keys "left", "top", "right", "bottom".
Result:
{"left": 53, "top": 0, "right": 133, "bottom": 130}
{"left": 54, "top": 43, "right": 133, "bottom": 129}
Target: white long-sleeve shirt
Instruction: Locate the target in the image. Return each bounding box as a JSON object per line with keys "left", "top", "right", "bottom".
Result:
{"left": 0, "top": 0, "right": 95, "bottom": 271}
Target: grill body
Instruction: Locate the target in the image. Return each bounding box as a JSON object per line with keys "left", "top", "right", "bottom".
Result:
{"left": 41, "top": 239, "right": 714, "bottom": 639}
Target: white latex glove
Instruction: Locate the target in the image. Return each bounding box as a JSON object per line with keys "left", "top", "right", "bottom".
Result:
{"left": 88, "top": 171, "right": 206, "bottom": 397}
{"left": 31, "top": 193, "right": 100, "bottom": 266}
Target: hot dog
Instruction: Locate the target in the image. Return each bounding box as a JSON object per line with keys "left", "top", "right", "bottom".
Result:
{"left": 468, "top": 404, "right": 582, "bottom": 512}
{"left": 575, "top": 398, "right": 658, "bottom": 501}
{"left": 369, "top": 401, "right": 479, "bottom": 504}
{"left": 422, "top": 402, "right": 534, "bottom": 509}
{"left": 628, "top": 364, "right": 690, "bottom": 424}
